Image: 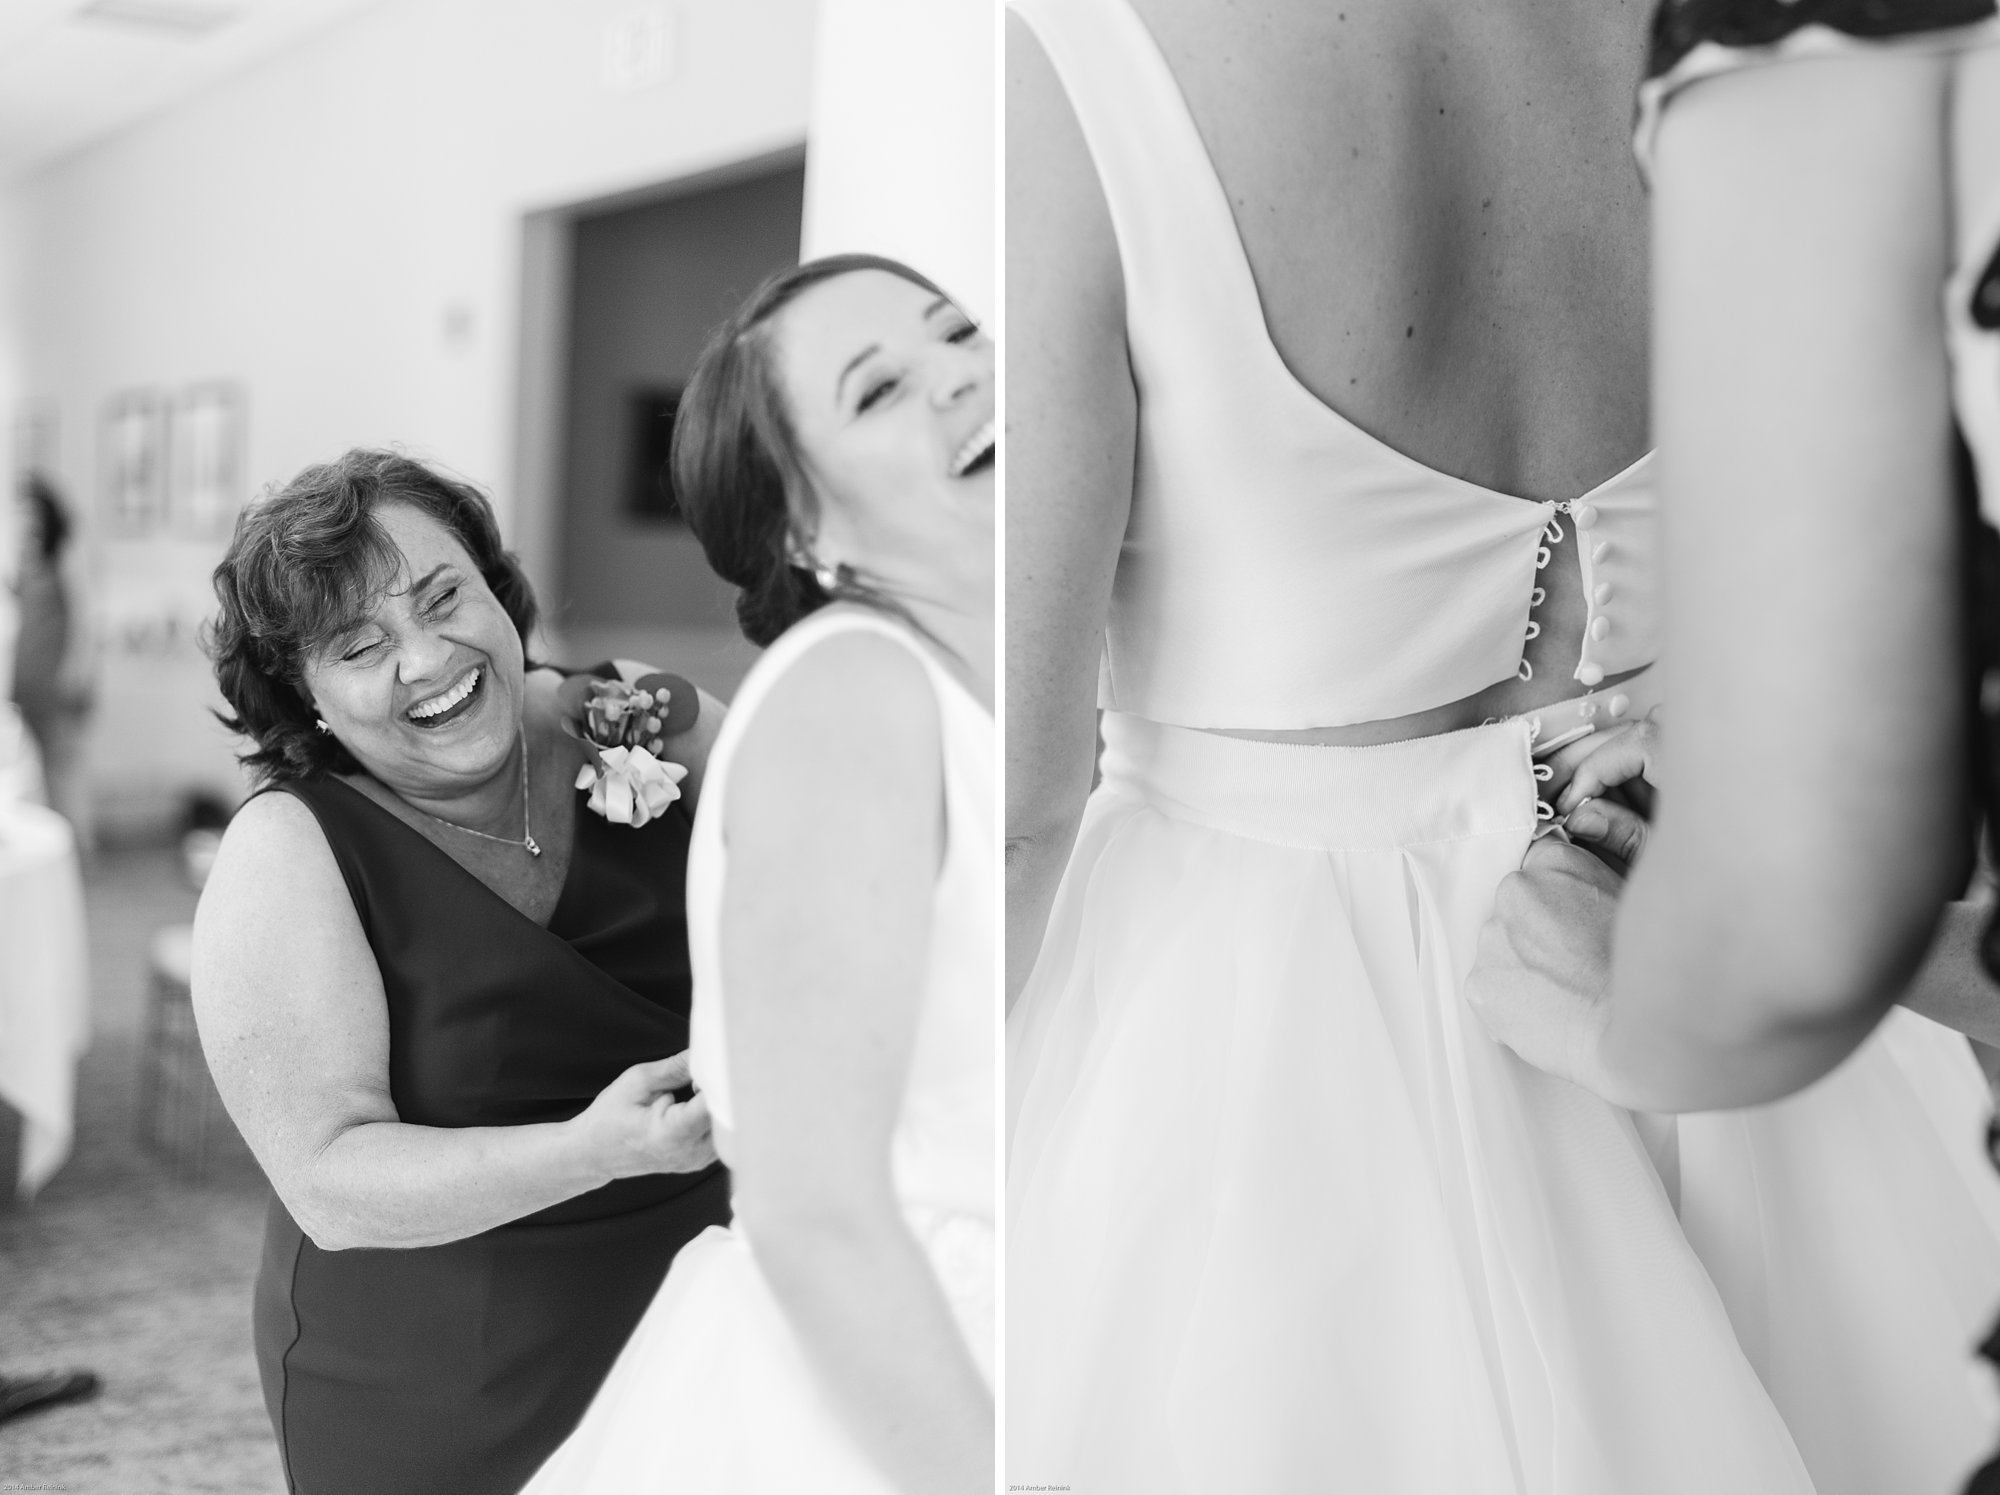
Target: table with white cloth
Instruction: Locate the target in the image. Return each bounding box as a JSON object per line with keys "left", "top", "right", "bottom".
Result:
{"left": 0, "top": 800, "right": 90, "bottom": 1199}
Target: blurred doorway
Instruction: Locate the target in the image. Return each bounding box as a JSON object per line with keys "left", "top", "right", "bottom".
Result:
{"left": 517, "top": 150, "right": 807, "bottom": 698}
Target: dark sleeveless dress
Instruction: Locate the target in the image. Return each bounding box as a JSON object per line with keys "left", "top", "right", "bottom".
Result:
{"left": 252, "top": 767, "right": 731, "bottom": 1495}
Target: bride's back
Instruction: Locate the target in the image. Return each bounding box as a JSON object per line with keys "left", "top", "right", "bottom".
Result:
{"left": 1131, "top": 0, "right": 1650, "bottom": 505}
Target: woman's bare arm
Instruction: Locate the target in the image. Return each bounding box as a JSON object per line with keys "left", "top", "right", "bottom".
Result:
{"left": 1595, "top": 49, "right": 1968, "bottom": 1109}
{"left": 720, "top": 631, "right": 990, "bottom": 1495}
{"left": 1004, "top": 13, "right": 1138, "bottom": 1005}
{"left": 192, "top": 792, "right": 713, "bottom": 1249}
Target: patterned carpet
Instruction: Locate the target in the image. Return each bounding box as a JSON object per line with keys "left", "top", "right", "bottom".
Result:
{"left": 0, "top": 847, "right": 283, "bottom": 1495}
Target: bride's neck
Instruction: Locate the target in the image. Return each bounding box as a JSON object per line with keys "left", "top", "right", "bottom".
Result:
{"left": 900, "top": 596, "right": 994, "bottom": 713}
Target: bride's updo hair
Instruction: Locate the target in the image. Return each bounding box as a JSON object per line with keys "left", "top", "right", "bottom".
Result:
{"left": 671, "top": 252, "right": 949, "bottom": 647}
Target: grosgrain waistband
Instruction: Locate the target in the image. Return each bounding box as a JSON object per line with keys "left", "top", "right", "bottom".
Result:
{"left": 1096, "top": 711, "right": 1540, "bottom": 850}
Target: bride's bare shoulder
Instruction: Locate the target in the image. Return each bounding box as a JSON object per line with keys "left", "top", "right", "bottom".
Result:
{"left": 761, "top": 624, "right": 936, "bottom": 732}
{"left": 728, "top": 626, "right": 941, "bottom": 801}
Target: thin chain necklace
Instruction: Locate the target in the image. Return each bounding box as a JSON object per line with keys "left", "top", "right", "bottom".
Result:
{"left": 416, "top": 729, "right": 540, "bottom": 857}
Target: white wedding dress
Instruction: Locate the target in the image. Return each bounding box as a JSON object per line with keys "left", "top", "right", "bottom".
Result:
{"left": 1006, "top": 1, "right": 2000, "bottom": 1491}
{"left": 523, "top": 607, "right": 994, "bottom": 1494}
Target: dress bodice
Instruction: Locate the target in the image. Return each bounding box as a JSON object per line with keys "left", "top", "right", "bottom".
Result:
{"left": 687, "top": 607, "right": 996, "bottom": 1230}
{"left": 258, "top": 747, "right": 732, "bottom": 1495}
{"left": 512, "top": 613, "right": 996, "bottom": 1494}
{"left": 1009, "top": 0, "right": 1661, "bottom": 731}
{"left": 279, "top": 767, "right": 722, "bottom": 1221}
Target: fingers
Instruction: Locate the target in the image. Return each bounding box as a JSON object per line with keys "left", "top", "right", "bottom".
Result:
{"left": 652, "top": 1089, "right": 711, "bottom": 1134}
{"left": 1552, "top": 731, "right": 1650, "bottom": 813}
{"left": 1520, "top": 836, "right": 1580, "bottom": 875}
{"left": 616, "top": 1051, "right": 693, "bottom": 1097}
{"left": 1561, "top": 752, "right": 1639, "bottom": 814}
{"left": 1520, "top": 832, "right": 1627, "bottom": 892}
{"left": 649, "top": 1090, "right": 717, "bottom": 1170}
{"left": 1565, "top": 797, "right": 1647, "bottom": 868}
{"left": 1542, "top": 733, "right": 1613, "bottom": 798}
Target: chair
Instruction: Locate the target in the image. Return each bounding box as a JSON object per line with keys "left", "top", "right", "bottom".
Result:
{"left": 135, "top": 923, "right": 226, "bottom": 1180}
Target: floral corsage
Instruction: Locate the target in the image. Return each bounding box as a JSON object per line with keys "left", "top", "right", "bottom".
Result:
{"left": 556, "top": 668, "right": 698, "bottom": 828}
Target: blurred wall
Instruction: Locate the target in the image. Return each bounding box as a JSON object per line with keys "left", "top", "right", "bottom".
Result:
{"left": 8, "top": 0, "right": 818, "bottom": 837}
{"left": 555, "top": 162, "right": 805, "bottom": 691}
{"left": 802, "top": 0, "right": 994, "bottom": 319}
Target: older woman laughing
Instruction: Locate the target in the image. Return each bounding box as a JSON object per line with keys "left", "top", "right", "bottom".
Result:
{"left": 192, "top": 451, "right": 728, "bottom": 1495}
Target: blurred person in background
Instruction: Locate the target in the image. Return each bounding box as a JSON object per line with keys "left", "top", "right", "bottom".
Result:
{"left": 0, "top": 481, "right": 103, "bottom": 1439}
{"left": 10, "top": 473, "right": 94, "bottom": 842}
{"left": 523, "top": 255, "right": 994, "bottom": 1495}
{"left": 192, "top": 451, "right": 728, "bottom": 1495}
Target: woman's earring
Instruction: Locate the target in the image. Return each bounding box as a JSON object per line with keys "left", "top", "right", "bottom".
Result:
{"left": 316, "top": 718, "right": 330, "bottom": 733}
{"left": 790, "top": 539, "right": 840, "bottom": 593}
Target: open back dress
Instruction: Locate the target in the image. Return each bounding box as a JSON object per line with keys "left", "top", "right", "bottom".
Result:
{"left": 1004, "top": 1, "right": 2000, "bottom": 1490}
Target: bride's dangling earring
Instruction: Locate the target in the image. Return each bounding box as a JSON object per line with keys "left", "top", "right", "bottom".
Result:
{"left": 790, "top": 535, "right": 841, "bottom": 593}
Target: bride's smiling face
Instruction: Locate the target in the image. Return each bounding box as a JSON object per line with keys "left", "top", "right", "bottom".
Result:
{"left": 770, "top": 269, "right": 994, "bottom": 608}
{"left": 298, "top": 502, "right": 528, "bottom": 797}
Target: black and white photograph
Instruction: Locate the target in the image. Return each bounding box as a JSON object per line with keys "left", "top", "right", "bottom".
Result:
{"left": 0, "top": 1, "right": 993, "bottom": 1492}
{"left": 14, "top": 0, "right": 2000, "bottom": 1493}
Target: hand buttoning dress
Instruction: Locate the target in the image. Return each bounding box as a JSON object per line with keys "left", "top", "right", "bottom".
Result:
{"left": 258, "top": 722, "right": 730, "bottom": 1495}
{"left": 1004, "top": 1, "right": 2000, "bottom": 1490}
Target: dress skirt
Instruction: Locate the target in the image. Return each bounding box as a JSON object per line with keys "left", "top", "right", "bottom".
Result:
{"left": 519, "top": 1224, "right": 888, "bottom": 1494}
{"left": 519, "top": 1206, "right": 992, "bottom": 1494}
{"left": 1007, "top": 711, "right": 2000, "bottom": 1495}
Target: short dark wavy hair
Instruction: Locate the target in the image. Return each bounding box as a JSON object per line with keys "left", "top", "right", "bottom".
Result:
{"left": 672, "top": 253, "right": 950, "bottom": 647}
{"left": 207, "top": 450, "right": 537, "bottom": 784}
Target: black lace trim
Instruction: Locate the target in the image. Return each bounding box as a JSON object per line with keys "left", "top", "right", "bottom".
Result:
{"left": 1649, "top": 0, "right": 1998, "bottom": 83}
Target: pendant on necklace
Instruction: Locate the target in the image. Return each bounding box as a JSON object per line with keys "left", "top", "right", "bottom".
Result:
{"left": 525, "top": 833, "right": 541, "bottom": 857}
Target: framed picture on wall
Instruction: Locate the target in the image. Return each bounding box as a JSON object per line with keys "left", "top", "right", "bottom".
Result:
{"left": 101, "top": 390, "right": 165, "bottom": 534}
{"left": 627, "top": 385, "right": 684, "bottom": 522}
{"left": 168, "top": 382, "right": 246, "bottom": 537}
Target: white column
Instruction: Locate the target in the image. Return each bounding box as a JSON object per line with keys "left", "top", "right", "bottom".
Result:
{"left": 0, "top": 189, "right": 21, "bottom": 704}
{"left": 800, "top": 0, "right": 995, "bottom": 321}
